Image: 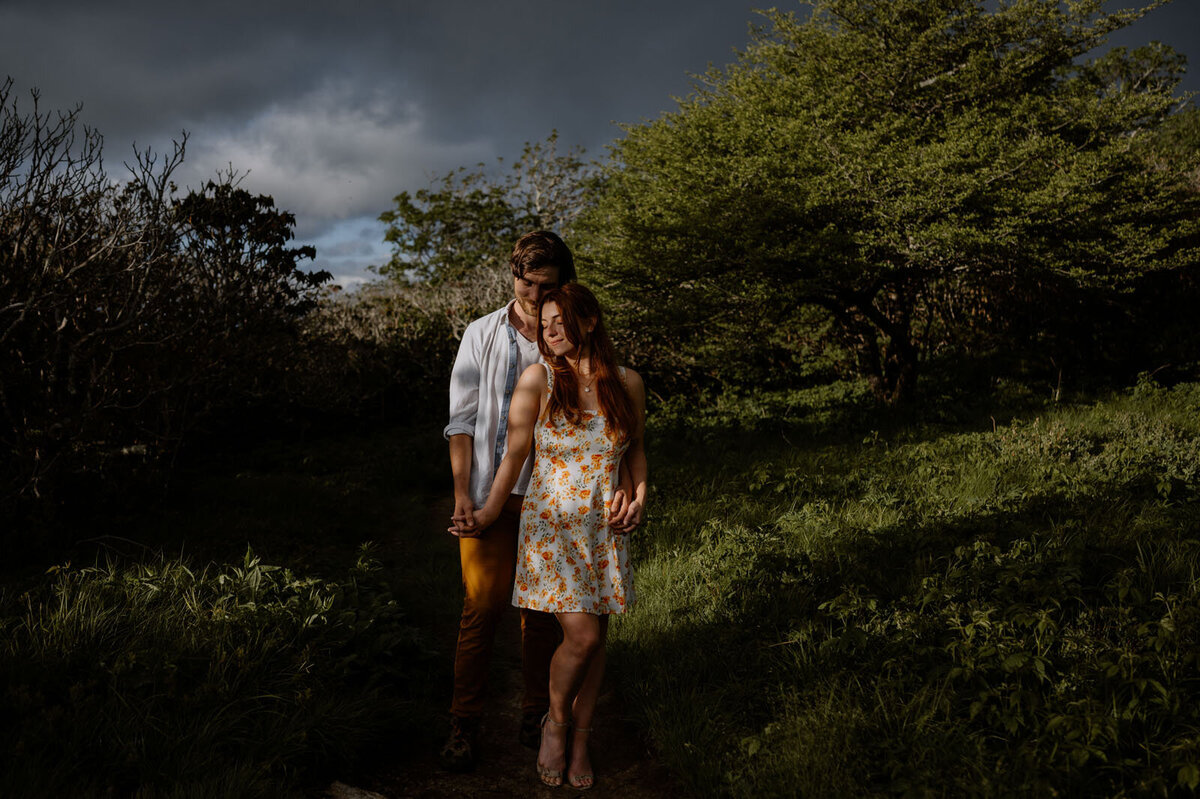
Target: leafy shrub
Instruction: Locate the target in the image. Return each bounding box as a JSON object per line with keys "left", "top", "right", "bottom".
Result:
{"left": 286, "top": 266, "right": 510, "bottom": 422}
{"left": 0, "top": 546, "right": 424, "bottom": 798}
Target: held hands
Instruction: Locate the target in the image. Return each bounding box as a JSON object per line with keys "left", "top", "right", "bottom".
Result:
{"left": 607, "top": 488, "right": 644, "bottom": 534}
{"left": 449, "top": 496, "right": 483, "bottom": 537}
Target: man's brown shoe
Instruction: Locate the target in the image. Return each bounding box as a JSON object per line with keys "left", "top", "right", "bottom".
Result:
{"left": 439, "top": 716, "right": 479, "bottom": 773}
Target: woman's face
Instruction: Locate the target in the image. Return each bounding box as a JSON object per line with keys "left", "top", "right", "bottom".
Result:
{"left": 540, "top": 301, "right": 576, "bottom": 357}
{"left": 542, "top": 302, "right": 592, "bottom": 357}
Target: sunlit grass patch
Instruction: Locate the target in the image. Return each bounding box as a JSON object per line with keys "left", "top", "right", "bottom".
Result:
{"left": 615, "top": 380, "right": 1200, "bottom": 797}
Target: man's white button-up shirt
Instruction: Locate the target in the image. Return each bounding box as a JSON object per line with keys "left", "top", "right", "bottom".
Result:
{"left": 444, "top": 300, "right": 542, "bottom": 509}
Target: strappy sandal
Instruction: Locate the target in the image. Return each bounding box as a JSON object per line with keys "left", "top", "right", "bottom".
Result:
{"left": 567, "top": 726, "right": 595, "bottom": 791}
{"left": 537, "top": 712, "right": 570, "bottom": 787}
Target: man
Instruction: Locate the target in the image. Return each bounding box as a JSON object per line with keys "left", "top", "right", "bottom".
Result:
{"left": 439, "top": 230, "right": 574, "bottom": 772}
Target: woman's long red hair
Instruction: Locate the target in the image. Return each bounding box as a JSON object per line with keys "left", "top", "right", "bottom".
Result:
{"left": 537, "top": 284, "right": 635, "bottom": 443}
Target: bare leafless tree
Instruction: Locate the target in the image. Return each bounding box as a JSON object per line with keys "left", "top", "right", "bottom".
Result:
{"left": 1, "top": 79, "right": 326, "bottom": 523}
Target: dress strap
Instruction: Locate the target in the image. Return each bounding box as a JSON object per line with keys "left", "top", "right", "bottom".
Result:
{"left": 618, "top": 366, "right": 628, "bottom": 384}
{"left": 538, "top": 363, "right": 555, "bottom": 424}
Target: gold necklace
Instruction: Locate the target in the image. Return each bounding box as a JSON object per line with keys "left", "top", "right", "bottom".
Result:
{"left": 572, "top": 359, "right": 596, "bottom": 393}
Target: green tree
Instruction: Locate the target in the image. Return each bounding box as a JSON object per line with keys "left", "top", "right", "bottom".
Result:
{"left": 585, "top": 0, "right": 1200, "bottom": 403}
{"left": 175, "top": 179, "right": 327, "bottom": 321}
{"left": 377, "top": 132, "right": 589, "bottom": 283}
{"left": 1150, "top": 102, "right": 1200, "bottom": 172}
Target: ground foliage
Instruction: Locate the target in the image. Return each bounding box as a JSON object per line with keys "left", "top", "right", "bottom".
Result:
{"left": 0, "top": 546, "right": 422, "bottom": 798}
{"left": 0, "top": 421, "right": 455, "bottom": 798}
{"left": 612, "top": 378, "right": 1200, "bottom": 797}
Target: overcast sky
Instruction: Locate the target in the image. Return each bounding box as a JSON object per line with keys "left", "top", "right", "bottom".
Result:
{"left": 3, "top": 1, "right": 1197, "bottom": 288}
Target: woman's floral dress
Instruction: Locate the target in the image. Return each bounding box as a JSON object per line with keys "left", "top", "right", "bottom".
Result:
{"left": 513, "top": 367, "right": 634, "bottom": 614}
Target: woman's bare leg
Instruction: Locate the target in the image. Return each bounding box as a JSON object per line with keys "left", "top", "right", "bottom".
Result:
{"left": 540, "top": 612, "right": 602, "bottom": 781}
{"left": 568, "top": 615, "right": 608, "bottom": 787}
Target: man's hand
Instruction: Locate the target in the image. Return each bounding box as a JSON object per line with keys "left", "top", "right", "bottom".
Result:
{"left": 608, "top": 488, "right": 629, "bottom": 531}
{"left": 449, "top": 495, "right": 479, "bottom": 538}
{"left": 609, "top": 458, "right": 636, "bottom": 533}
{"left": 609, "top": 491, "right": 643, "bottom": 534}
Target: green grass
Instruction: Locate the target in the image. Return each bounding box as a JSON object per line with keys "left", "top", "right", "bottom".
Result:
{"left": 610, "top": 378, "right": 1200, "bottom": 797}
{"left": 6, "top": 377, "right": 1200, "bottom": 796}
{"left": 0, "top": 423, "right": 461, "bottom": 798}
{"left": 0, "top": 547, "right": 428, "bottom": 797}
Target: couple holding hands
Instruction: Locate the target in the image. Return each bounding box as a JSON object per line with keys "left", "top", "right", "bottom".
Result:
{"left": 440, "top": 231, "right": 647, "bottom": 790}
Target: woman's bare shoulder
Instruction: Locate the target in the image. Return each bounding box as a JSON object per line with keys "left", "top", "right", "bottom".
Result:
{"left": 620, "top": 366, "right": 645, "bottom": 392}
{"left": 516, "top": 362, "right": 550, "bottom": 391}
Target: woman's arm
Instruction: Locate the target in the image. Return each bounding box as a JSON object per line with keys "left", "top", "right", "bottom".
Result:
{"left": 453, "top": 363, "right": 546, "bottom": 535}
{"left": 612, "top": 368, "right": 648, "bottom": 533}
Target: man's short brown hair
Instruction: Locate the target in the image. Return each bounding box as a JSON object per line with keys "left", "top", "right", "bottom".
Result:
{"left": 510, "top": 230, "right": 576, "bottom": 284}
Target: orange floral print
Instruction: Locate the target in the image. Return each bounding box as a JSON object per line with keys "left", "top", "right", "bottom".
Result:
{"left": 513, "top": 406, "right": 634, "bottom": 615}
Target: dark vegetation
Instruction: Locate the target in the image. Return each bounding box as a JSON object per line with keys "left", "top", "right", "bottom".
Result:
{"left": 582, "top": 0, "right": 1200, "bottom": 404}
{"left": 0, "top": 78, "right": 329, "bottom": 542}
{"left": 0, "top": 426, "right": 456, "bottom": 798}
{"left": 4, "top": 0, "right": 1200, "bottom": 795}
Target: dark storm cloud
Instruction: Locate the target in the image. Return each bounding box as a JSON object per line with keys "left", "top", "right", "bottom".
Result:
{"left": 1, "top": 0, "right": 771, "bottom": 249}
{"left": 2, "top": 1, "right": 768, "bottom": 158}
{"left": 3, "top": 0, "right": 1196, "bottom": 284}
{"left": 372, "top": 1, "right": 774, "bottom": 151}
{"left": 1, "top": 0, "right": 777, "bottom": 281}
{"left": 2, "top": 1, "right": 328, "bottom": 140}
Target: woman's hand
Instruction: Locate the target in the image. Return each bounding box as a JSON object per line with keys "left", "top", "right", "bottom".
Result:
{"left": 609, "top": 495, "right": 643, "bottom": 534}
{"left": 450, "top": 501, "right": 498, "bottom": 537}
{"left": 449, "top": 495, "right": 478, "bottom": 537}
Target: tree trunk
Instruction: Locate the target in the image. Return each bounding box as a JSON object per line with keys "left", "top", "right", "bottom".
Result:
{"left": 833, "top": 291, "right": 920, "bottom": 405}
{"left": 880, "top": 333, "right": 919, "bottom": 405}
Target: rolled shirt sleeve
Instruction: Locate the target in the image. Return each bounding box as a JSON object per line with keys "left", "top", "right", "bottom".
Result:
{"left": 444, "top": 322, "right": 482, "bottom": 440}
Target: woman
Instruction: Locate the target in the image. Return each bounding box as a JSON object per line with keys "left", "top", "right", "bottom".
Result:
{"left": 467, "top": 283, "right": 647, "bottom": 789}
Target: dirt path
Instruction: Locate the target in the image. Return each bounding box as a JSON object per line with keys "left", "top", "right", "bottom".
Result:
{"left": 334, "top": 495, "right": 679, "bottom": 799}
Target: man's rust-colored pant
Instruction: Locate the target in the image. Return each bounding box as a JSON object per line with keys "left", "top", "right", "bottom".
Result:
{"left": 452, "top": 494, "right": 561, "bottom": 719}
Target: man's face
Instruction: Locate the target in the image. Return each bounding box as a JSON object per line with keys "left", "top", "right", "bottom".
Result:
{"left": 513, "top": 266, "right": 560, "bottom": 318}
